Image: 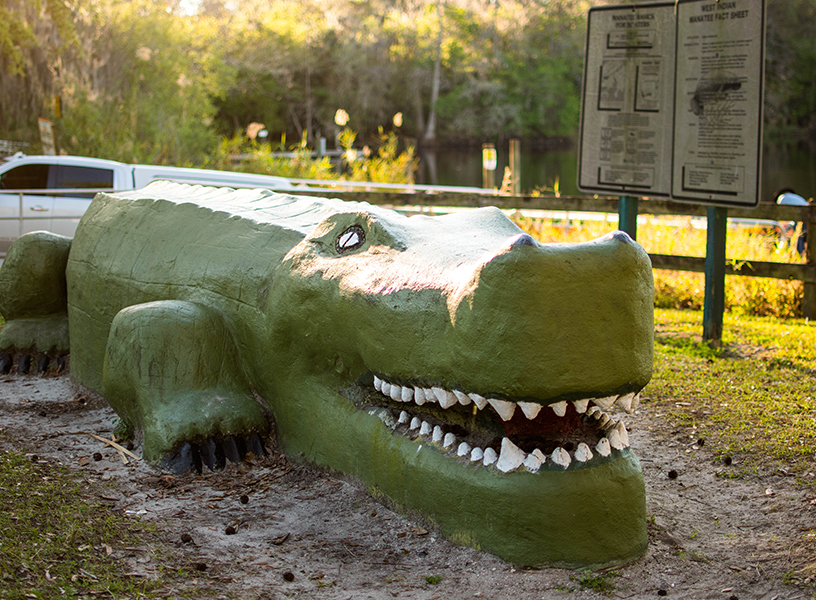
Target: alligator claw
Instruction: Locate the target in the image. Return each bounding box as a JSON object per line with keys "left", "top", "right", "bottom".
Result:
{"left": 222, "top": 435, "right": 245, "bottom": 463}
{"left": 245, "top": 433, "right": 266, "bottom": 458}
{"left": 18, "top": 355, "right": 31, "bottom": 374}
{"left": 0, "top": 353, "right": 11, "bottom": 375}
{"left": 161, "top": 433, "right": 266, "bottom": 474}
{"left": 200, "top": 437, "right": 225, "bottom": 471}
{"left": 161, "top": 441, "right": 198, "bottom": 474}
{"left": 37, "top": 355, "right": 50, "bottom": 373}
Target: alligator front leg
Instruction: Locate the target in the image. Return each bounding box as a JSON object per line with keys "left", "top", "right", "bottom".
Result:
{"left": 102, "top": 300, "right": 269, "bottom": 473}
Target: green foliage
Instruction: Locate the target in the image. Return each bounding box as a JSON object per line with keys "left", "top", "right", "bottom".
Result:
{"left": 216, "top": 120, "right": 417, "bottom": 184}
{"left": 424, "top": 574, "right": 443, "bottom": 584}
{"left": 2, "top": 0, "right": 815, "bottom": 160}
{"left": 569, "top": 569, "right": 619, "bottom": 594}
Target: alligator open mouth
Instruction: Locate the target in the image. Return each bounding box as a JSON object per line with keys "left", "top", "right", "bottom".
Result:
{"left": 358, "top": 374, "right": 640, "bottom": 473}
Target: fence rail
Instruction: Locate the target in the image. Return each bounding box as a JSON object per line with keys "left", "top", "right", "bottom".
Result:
{"left": 2, "top": 188, "right": 814, "bottom": 317}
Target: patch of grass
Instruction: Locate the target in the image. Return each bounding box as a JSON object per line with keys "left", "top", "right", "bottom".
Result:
{"left": 424, "top": 574, "right": 443, "bottom": 584}
{"left": 0, "top": 449, "right": 204, "bottom": 598}
{"left": 569, "top": 569, "right": 619, "bottom": 595}
{"left": 648, "top": 309, "right": 816, "bottom": 470}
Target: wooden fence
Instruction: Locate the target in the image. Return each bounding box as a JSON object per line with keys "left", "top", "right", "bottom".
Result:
{"left": 291, "top": 189, "right": 816, "bottom": 320}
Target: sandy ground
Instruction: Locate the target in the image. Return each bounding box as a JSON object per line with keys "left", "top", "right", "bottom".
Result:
{"left": 1, "top": 371, "right": 815, "bottom": 600}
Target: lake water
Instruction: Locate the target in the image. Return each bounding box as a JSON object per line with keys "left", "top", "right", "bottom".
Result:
{"left": 417, "top": 141, "right": 816, "bottom": 202}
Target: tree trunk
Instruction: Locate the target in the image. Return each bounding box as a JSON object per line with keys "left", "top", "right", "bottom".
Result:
{"left": 423, "top": 0, "right": 443, "bottom": 146}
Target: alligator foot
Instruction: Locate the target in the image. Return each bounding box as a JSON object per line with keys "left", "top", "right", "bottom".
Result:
{"left": 0, "top": 350, "right": 69, "bottom": 375}
{"left": 161, "top": 433, "right": 267, "bottom": 474}
{"left": 102, "top": 300, "right": 271, "bottom": 468}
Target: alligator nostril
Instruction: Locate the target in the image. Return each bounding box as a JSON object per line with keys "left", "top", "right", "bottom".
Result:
{"left": 508, "top": 233, "right": 537, "bottom": 248}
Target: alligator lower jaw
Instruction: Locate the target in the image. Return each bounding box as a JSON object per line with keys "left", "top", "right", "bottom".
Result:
{"left": 359, "top": 375, "right": 641, "bottom": 473}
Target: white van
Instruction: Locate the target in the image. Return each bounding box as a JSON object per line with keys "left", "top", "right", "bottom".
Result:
{"left": 0, "top": 154, "right": 300, "bottom": 254}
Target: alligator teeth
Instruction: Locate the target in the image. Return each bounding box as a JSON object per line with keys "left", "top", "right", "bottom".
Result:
{"left": 432, "top": 387, "right": 458, "bottom": 409}
{"left": 524, "top": 449, "right": 546, "bottom": 473}
{"left": 413, "top": 387, "right": 426, "bottom": 404}
{"left": 551, "top": 447, "right": 571, "bottom": 469}
{"left": 575, "top": 442, "right": 593, "bottom": 463}
{"left": 616, "top": 392, "right": 634, "bottom": 413}
{"left": 432, "top": 425, "right": 443, "bottom": 443}
{"left": 550, "top": 401, "right": 568, "bottom": 417}
{"left": 496, "top": 438, "right": 526, "bottom": 473}
{"left": 518, "top": 401, "right": 542, "bottom": 420}
{"left": 593, "top": 396, "right": 616, "bottom": 410}
{"left": 372, "top": 375, "right": 635, "bottom": 472}
{"left": 487, "top": 398, "right": 516, "bottom": 421}
{"left": 390, "top": 384, "right": 403, "bottom": 401}
{"left": 469, "top": 393, "right": 488, "bottom": 410}
{"left": 482, "top": 447, "right": 498, "bottom": 466}
{"left": 607, "top": 426, "right": 624, "bottom": 450}
{"left": 617, "top": 421, "right": 630, "bottom": 446}
{"left": 453, "top": 390, "right": 471, "bottom": 405}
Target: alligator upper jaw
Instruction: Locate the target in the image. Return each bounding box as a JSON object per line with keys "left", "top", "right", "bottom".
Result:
{"left": 361, "top": 374, "right": 641, "bottom": 473}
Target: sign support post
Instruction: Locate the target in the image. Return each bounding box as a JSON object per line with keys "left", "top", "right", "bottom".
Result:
{"left": 618, "top": 196, "right": 639, "bottom": 241}
{"left": 703, "top": 207, "right": 728, "bottom": 345}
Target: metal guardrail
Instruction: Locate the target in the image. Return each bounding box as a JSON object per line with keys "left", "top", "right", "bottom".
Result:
{"left": 2, "top": 187, "right": 814, "bottom": 318}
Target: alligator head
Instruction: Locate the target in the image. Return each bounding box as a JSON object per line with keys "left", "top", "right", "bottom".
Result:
{"left": 257, "top": 204, "right": 654, "bottom": 567}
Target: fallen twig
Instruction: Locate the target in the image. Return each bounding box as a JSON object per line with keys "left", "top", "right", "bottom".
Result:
{"left": 77, "top": 432, "right": 141, "bottom": 462}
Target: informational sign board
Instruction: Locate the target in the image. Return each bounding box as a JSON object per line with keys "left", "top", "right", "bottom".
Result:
{"left": 578, "top": 3, "right": 676, "bottom": 197}
{"left": 578, "top": 0, "right": 765, "bottom": 208}
{"left": 671, "top": 0, "right": 765, "bottom": 206}
{"left": 38, "top": 118, "right": 56, "bottom": 156}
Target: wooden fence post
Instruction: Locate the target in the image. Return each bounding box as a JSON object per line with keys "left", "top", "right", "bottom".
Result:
{"left": 803, "top": 204, "right": 816, "bottom": 320}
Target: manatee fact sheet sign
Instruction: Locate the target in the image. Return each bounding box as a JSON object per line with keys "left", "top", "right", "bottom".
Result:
{"left": 578, "top": 0, "right": 765, "bottom": 208}
{"left": 578, "top": 3, "right": 676, "bottom": 198}
{"left": 672, "top": 0, "right": 765, "bottom": 207}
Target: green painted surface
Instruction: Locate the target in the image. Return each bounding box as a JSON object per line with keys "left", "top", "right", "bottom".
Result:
{"left": 1, "top": 181, "right": 655, "bottom": 566}
{"left": 0, "top": 231, "right": 71, "bottom": 353}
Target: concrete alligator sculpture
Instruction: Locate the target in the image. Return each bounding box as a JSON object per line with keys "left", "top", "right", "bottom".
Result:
{"left": 0, "top": 181, "right": 654, "bottom": 567}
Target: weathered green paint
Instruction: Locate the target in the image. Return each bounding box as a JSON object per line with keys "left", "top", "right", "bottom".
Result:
{"left": 0, "top": 181, "right": 655, "bottom": 567}
{"left": 0, "top": 231, "right": 71, "bottom": 353}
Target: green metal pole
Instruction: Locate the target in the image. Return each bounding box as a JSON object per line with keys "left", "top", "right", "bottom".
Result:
{"left": 618, "top": 196, "right": 639, "bottom": 241}
{"left": 703, "top": 206, "right": 728, "bottom": 346}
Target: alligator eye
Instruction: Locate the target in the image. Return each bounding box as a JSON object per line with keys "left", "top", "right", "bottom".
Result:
{"left": 335, "top": 225, "right": 366, "bottom": 253}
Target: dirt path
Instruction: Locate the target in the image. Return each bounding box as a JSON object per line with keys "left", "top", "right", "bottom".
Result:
{"left": 1, "top": 372, "right": 813, "bottom": 599}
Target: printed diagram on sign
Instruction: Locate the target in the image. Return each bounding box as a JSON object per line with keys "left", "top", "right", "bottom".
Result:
{"left": 599, "top": 60, "right": 625, "bottom": 110}
{"left": 689, "top": 72, "right": 742, "bottom": 127}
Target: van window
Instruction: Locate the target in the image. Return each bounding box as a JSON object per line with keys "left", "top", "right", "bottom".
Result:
{"left": 0, "top": 164, "right": 50, "bottom": 190}
{"left": 54, "top": 165, "right": 114, "bottom": 198}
